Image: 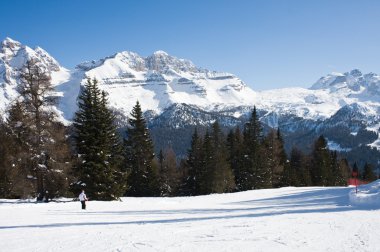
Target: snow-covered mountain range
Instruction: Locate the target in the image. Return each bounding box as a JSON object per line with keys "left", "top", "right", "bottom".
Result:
{"left": 63, "top": 49, "right": 257, "bottom": 120}
{"left": 1, "top": 38, "right": 379, "bottom": 163}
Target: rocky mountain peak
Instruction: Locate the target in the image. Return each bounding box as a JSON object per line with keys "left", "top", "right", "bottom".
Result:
{"left": 0, "top": 37, "right": 62, "bottom": 72}
{"left": 114, "top": 51, "right": 146, "bottom": 71}
{"left": 33, "top": 46, "right": 61, "bottom": 72}
{"left": 1, "top": 37, "right": 22, "bottom": 50}
{"left": 310, "top": 69, "right": 380, "bottom": 95}
{"left": 152, "top": 50, "right": 169, "bottom": 56}
{"left": 1, "top": 37, "right": 23, "bottom": 61}
{"left": 145, "top": 51, "right": 200, "bottom": 74}
{"left": 0, "top": 37, "right": 68, "bottom": 115}
{"left": 347, "top": 69, "right": 362, "bottom": 77}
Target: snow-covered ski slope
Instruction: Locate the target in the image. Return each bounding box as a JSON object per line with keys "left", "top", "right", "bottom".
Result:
{"left": 1, "top": 184, "right": 380, "bottom": 252}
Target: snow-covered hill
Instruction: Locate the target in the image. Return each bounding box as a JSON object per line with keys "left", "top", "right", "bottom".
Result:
{"left": 1, "top": 184, "right": 379, "bottom": 251}
{"left": 1, "top": 37, "right": 380, "bottom": 160}
{"left": 349, "top": 179, "right": 380, "bottom": 207}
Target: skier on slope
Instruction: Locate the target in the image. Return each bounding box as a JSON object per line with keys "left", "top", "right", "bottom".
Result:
{"left": 79, "top": 190, "right": 88, "bottom": 210}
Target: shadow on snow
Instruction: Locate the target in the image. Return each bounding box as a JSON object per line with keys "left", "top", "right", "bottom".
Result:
{"left": 0, "top": 187, "right": 375, "bottom": 230}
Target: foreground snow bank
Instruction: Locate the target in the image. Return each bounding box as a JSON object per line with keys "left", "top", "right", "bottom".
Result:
{"left": 349, "top": 179, "right": 380, "bottom": 207}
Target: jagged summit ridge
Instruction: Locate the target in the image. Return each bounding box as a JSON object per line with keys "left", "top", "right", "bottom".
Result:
{"left": 77, "top": 49, "right": 202, "bottom": 74}
{"left": 69, "top": 47, "right": 255, "bottom": 119}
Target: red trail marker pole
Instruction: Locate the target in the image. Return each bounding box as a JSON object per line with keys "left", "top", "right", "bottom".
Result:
{"left": 352, "top": 171, "right": 358, "bottom": 194}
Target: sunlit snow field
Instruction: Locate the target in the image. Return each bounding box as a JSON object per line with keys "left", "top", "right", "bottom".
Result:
{"left": 1, "top": 183, "right": 380, "bottom": 252}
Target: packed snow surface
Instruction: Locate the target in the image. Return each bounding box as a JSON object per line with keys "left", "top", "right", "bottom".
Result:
{"left": 1, "top": 185, "right": 379, "bottom": 251}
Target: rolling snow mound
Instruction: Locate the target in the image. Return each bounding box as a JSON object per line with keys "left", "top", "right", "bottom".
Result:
{"left": 349, "top": 179, "right": 380, "bottom": 207}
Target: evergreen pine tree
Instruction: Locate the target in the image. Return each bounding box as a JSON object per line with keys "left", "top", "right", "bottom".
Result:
{"left": 199, "top": 130, "right": 213, "bottom": 194}
{"left": 2, "top": 102, "right": 34, "bottom": 198}
{"left": 124, "top": 101, "right": 159, "bottom": 196}
{"left": 189, "top": 122, "right": 236, "bottom": 195}
{"left": 311, "top": 135, "right": 332, "bottom": 186}
{"left": 282, "top": 147, "right": 300, "bottom": 186}
{"left": 158, "top": 149, "right": 164, "bottom": 174}
{"left": 361, "top": 162, "right": 377, "bottom": 182}
{"left": 0, "top": 120, "right": 18, "bottom": 198}
{"left": 339, "top": 158, "right": 351, "bottom": 183}
{"left": 181, "top": 128, "right": 202, "bottom": 195}
{"left": 158, "top": 147, "right": 180, "bottom": 196}
{"left": 330, "top": 151, "right": 346, "bottom": 186}
{"left": 242, "top": 106, "right": 269, "bottom": 189}
{"left": 73, "top": 78, "right": 126, "bottom": 200}
{"left": 282, "top": 147, "right": 313, "bottom": 187}
{"left": 263, "top": 128, "right": 287, "bottom": 188}
{"left": 299, "top": 155, "right": 313, "bottom": 187}
{"left": 227, "top": 127, "right": 244, "bottom": 191}
{"left": 209, "top": 121, "right": 235, "bottom": 193}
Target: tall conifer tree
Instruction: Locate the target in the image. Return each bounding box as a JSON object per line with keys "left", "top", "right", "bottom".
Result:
{"left": 124, "top": 101, "right": 159, "bottom": 196}
{"left": 199, "top": 130, "right": 214, "bottom": 194}
{"left": 263, "top": 128, "right": 287, "bottom": 187}
{"left": 73, "top": 78, "right": 126, "bottom": 200}
{"left": 339, "top": 158, "right": 351, "bottom": 183}
{"left": 227, "top": 127, "right": 244, "bottom": 191}
{"left": 158, "top": 147, "right": 179, "bottom": 196}
{"left": 311, "top": 136, "right": 332, "bottom": 186}
{"left": 181, "top": 128, "right": 202, "bottom": 195}
{"left": 209, "top": 121, "right": 235, "bottom": 193}
{"left": 361, "top": 162, "right": 377, "bottom": 182}
{"left": 330, "top": 151, "right": 346, "bottom": 186}
{"left": 242, "top": 106, "right": 269, "bottom": 189}
{"left": 282, "top": 147, "right": 300, "bottom": 186}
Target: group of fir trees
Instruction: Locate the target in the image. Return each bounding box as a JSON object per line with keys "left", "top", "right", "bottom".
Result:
{"left": 352, "top": 162, "right": 378, "bottom": 182}
{"left": 282, "top": 136, "right": 351, "bottom": 187}
{"left": 180, "top": 108, "right": 361, "bottom": 196}
{"left": 157, "top": 147, "right": 180, "bottom": 196}
{"left": 180, "top": 108, "right": 287, "bottom": 195}
{"left": 180, "top": 122, "right": 235, "bottom": 195}
{"left": 227, "top": 108, "right": 288, "bottom": 190}
{"left": 71, "top": 79, "right": 175, "bottom": 199}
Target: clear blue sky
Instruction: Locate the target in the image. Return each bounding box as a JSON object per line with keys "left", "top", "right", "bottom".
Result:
{"left": 1, "top": 0, "right": 380, "bottom": 90}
